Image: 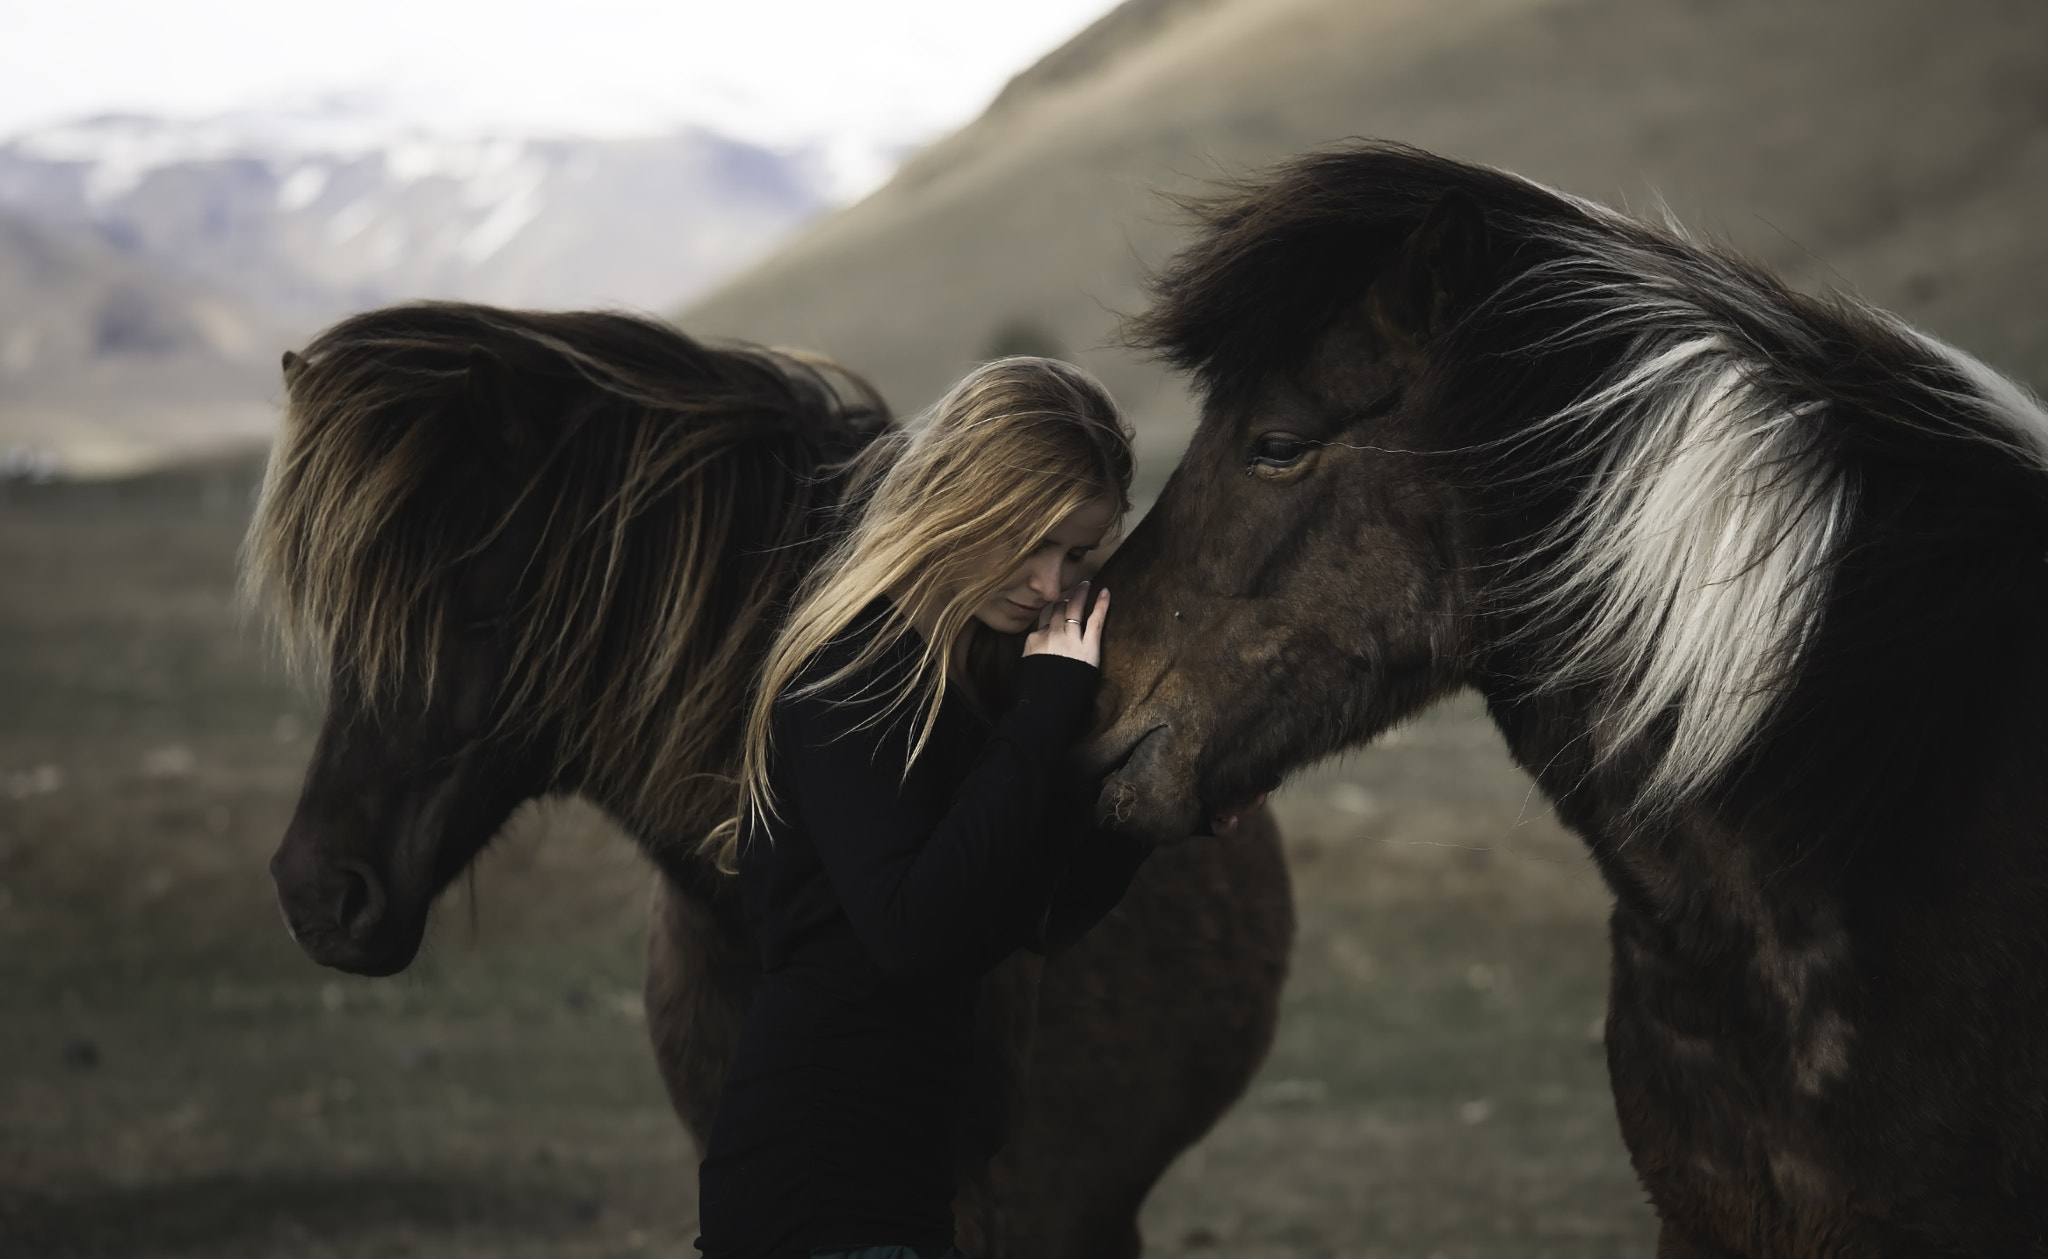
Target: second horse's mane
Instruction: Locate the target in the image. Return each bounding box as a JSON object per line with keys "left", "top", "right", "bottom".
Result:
{"left": 243, "top": 302, "right": 891, "bottom": 846}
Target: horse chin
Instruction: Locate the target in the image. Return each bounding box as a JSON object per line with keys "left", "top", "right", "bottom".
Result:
{"left": 1094, "top": 725, "right": 1204, "bottom": 845}
{"left": 297, "top": 912, "right": 428, "bottom": 978}
{"left": 275, "top": 876, "right": 430, "bottom": 978}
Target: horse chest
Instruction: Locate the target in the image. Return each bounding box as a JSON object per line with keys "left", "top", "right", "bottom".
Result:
{"left": 1596, "top": 834, "right": 1885, "bottom": 1250}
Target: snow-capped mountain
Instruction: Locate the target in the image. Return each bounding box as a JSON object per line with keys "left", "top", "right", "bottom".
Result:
{"left": 0, "top": 100, "right": 839, "bottom": 476}
{"left": 0, "top": 102, "right": 833, "bottom": 317}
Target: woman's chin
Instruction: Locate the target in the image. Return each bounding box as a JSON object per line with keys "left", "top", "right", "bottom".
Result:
{"left": 987, "top": 602, "right": 1039, "bottom": 633}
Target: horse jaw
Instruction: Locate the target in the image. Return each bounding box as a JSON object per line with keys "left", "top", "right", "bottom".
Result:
{"left": 1091, "top": 723, "right": 1204, "bottom": 845}
{"left": 268, "top": 699, "right": 535, "bottom": 978}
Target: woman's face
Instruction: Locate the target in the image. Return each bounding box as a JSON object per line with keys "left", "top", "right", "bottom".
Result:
{"left": 968, "top": 494, "right": 1119, "bottom": 634}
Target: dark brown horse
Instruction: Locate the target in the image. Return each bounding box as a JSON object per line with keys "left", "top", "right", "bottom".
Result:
{"left": 1087, "top": 144, "right": 2048, "bottom": 1256}
{"left": 245, "top": 303, "right": 1293, "bottom": 1259}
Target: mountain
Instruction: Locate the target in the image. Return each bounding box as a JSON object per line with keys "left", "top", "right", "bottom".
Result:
{"left": 680, "top": 0, "right": 2048, "bottom": 484}
{"left": 0, "top": 104, "right": 835, "bottom": 475}
{"left": 0, "top": 209, "right": 287, "bottom": 478}
{"left": 0, "top": 108, "right": 831, "bottom": 320}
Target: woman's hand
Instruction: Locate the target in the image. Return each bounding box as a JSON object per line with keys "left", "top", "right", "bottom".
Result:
{"left": 1024, "top": 581, "right": 1109, "bottom": 667}
{"left": 1209, "top": 792, "right": 1269, "bottom": 836}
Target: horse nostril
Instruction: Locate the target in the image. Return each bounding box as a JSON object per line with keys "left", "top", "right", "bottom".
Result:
{"left": 333, "top": 859, "right": 387, "bottom": 938}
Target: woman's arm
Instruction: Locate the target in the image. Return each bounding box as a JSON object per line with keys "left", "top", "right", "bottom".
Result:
{"left": 1033, "top": 815, "right": 1152, "bottom": 956}
{"left": 782, "top": 651, "right": 1101, "bottom": 978}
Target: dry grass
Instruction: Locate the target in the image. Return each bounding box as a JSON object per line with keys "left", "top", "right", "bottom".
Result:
{"left": 0, "top": 468, "right": 1653, "bottom": 1256}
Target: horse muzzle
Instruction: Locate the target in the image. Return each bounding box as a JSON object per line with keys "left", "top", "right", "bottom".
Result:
{"left": 1089, "top": 722, "right": 1204, "bottom": 844}
{"left": 270, "top": 832, "right": 427, "bottom": 977}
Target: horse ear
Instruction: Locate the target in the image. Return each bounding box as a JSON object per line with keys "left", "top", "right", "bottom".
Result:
{"left": 1379, "top": 190, "right": 1492, "bottom": 344}
{"left": 463, "top": 346, "right": 537, "bottom": 469}
{"left": 281, "top": 349, "right": 306, "bottom": 388}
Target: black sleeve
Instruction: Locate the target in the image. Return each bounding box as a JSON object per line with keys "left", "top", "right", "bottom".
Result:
{"left": 781, "top": 652, "right": 1102, "bottom": 978}
{"left": 1029, "top": 779, "right": 1153, "bottom": 957}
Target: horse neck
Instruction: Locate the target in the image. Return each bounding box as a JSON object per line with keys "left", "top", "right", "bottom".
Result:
{"left": 531, "top": 425, "right": 870, "bottom": 876}
{"left": 1477, "top": 675, "right": 1846, "bottom": 990}
{"left": 565, "top": 773, "right": 739, "bottom": 903}
{"left": 1477, "top": 602, "right": 2048, "bottom": 954}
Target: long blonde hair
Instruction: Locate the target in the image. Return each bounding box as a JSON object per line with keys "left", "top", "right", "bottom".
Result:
{"left": 709, "top": 356, "right": 1133, "bottom": 869}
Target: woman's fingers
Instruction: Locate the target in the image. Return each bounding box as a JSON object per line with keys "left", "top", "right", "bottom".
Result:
{"left": 1083, "top": 587, "right": 1109, "bottom": 650}
{"left": 1063, "top": 582, "right": 1089, "bottom": 638}
{"left": 1021, "top": 582, "right": 1106, "bottom": 666}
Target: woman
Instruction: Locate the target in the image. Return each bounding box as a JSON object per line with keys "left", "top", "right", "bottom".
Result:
{"left": 695, "top": 357, "right": 1154, "bottom": 1259}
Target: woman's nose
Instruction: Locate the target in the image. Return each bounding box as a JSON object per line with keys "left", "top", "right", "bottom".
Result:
{"left": 1027, "top": 558, "right": 1064, "bottom": 601}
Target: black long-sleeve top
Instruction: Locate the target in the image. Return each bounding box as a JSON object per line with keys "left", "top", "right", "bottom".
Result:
{"left": 695, "top": 599, "right": 1151, "bottom": 1259}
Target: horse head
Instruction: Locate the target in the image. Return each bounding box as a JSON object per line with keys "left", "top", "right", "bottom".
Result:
{"left": 248, "top": 305, "right": 882, "bottom": 975}
{"left": 1087, "top": 141, "right": 2042, "bottom": 846}
{"left": 257, "top": 342, "right": 572, "bottom": 974}
{"left": 1087, "top": 157, "right": 1507, "bottom": 843}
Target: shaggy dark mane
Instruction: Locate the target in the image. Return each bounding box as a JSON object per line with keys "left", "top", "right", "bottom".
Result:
{"left": 244, "top": 302, "right": 889, "bottom": 844}
{"left": 1127, "top": 141, "right": 1580, "bottom": 402}
{"left": 1134, "top": 141, "right": 2048, "bottom": 815}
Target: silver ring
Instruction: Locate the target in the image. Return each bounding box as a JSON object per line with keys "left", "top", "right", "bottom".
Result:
{"left": 1065, "top": 617, "right": 1084, "bottom": 625}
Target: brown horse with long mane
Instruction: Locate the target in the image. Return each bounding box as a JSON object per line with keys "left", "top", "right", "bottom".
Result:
{"left": 245, "top": 303, "right": 1293, "bottom": 1258}
{"left": 1087, "top": 144, "right": 2048, "bottom": 1256}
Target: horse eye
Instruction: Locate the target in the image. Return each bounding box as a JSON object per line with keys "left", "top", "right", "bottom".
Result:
{"left": 1249, "top": 434, "right": 1311, "bottom": 470}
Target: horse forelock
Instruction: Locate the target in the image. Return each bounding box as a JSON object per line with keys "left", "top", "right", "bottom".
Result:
{"left": 1138, "top": 143, "right": 2048, "bottom": 816}
{"left": 242, "top": 303, "right": 886, "bottom": 844}
{"left": 1126, "top": 141, "right": 1578, "bottom": 403}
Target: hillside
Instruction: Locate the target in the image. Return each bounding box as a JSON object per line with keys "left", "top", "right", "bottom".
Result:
{"left": 681, "top": 0, "right": 2048, "bottom": 474}
{"left": 0, "top": 211, "right": 287, "bottom": 478}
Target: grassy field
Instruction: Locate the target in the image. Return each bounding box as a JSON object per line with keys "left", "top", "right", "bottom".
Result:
{"left": 0, "top": 462, "right": 1655, "bottom": 1258}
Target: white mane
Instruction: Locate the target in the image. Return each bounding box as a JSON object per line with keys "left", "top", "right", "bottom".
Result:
{"left": 1486, "top": 208, "right": 2048, "bottom": 810}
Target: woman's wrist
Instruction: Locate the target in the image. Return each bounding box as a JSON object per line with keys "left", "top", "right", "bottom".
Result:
{"left": 1022, "top": 581, "right": 1108, "bottom": 667}
{"left": 1004, "top": 653, "right": 1100, "bottom": 748}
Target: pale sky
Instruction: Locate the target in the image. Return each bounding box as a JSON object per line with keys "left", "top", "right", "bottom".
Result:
{"left": 0, "top": 0, "right": 1127, "bottom": 184}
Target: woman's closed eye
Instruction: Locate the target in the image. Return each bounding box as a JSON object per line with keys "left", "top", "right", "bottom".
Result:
{"left": 1028, "top": 540, "right": 1096, "bottom": 570}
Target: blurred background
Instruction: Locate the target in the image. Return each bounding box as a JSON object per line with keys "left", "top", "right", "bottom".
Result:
{"left": 2, "top": 0, "right": 2043, "bottom": 1254}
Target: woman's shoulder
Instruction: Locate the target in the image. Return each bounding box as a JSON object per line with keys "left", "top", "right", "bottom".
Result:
{"left": 782, "top": 597, "right": 921, "bottom": 716}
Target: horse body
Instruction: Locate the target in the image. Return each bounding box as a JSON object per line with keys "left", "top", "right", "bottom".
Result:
{"left": 1088, "top": 144, "right": 2048, "bottom": 1255}
{"left": 633, "top": 791, "right": 1291, "bottom": 1259}
{"left": 250, "top": 304, "right": 1292, "bottom": 1259}
{"left": 1506, "top": 673, "right": 2048, "bottom": 1256}
{"left": 635, "top": 830, "right": 1293, "bottom": 1257}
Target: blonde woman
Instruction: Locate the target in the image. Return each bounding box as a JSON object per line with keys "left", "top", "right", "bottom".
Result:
{"left": 694, "top": 358, "right": 1153, "bottom": 1259}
